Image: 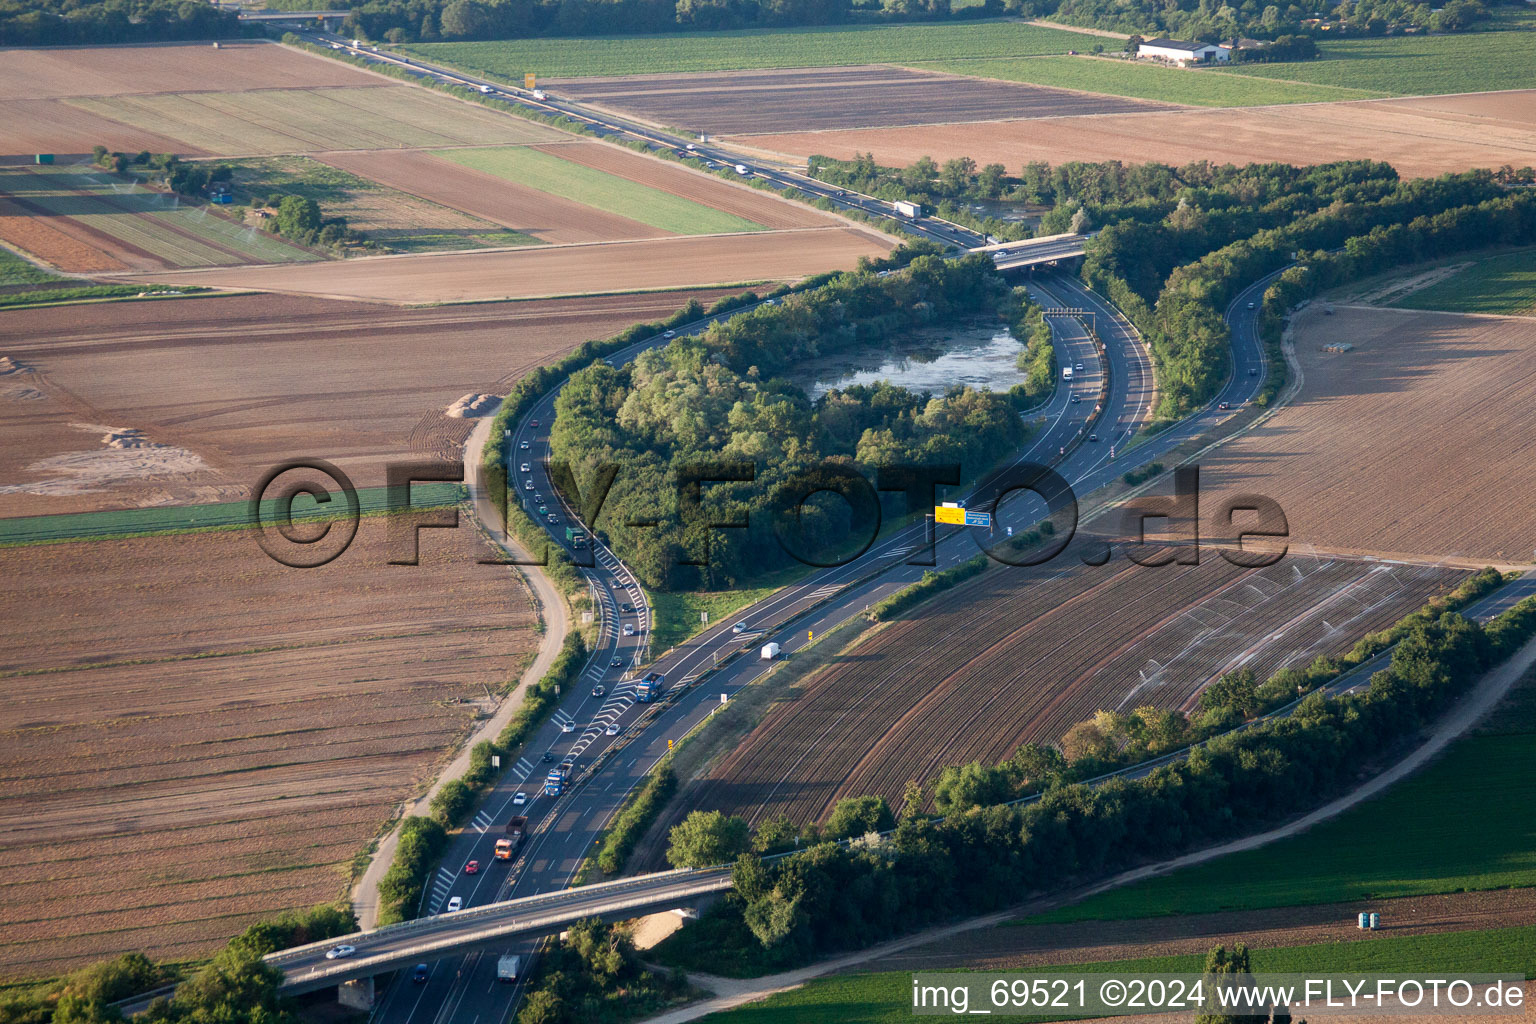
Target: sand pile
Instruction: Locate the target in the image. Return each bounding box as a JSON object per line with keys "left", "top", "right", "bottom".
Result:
{"left": 101, "top": 428, "right": 158, "bottom": 450}
{"left": 445, "top": 393, "right": 501, "bottom": 418}
{"left": 0, "top": 356, "right": 25, "bottom": 375}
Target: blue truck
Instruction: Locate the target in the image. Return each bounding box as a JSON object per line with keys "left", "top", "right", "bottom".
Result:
{"left": 635, "top": 672, "right": 666, "bottom": 704}
{"left": 543, "top": 766, "right": 567, "bottom": 797}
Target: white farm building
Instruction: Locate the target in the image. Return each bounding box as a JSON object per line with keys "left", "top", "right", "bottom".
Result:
{"left": 1137, "top": 38, "right": 1233, "bottom": 64}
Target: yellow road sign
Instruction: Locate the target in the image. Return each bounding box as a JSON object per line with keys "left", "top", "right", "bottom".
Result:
{"left": 934, "top": 505, "right": 966, "bottom": 525}
{"left": 524, "top": 73, "right": 537, "bottom": 90}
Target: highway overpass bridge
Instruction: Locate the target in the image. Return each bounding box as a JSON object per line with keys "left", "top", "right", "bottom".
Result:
{"left": 972, "top": 232, "right": 1089, "bottom": 270}
{"left": 265, "top": 867, "right": 732, "bottom": 997}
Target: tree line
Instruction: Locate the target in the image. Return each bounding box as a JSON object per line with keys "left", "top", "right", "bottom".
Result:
{"left": 0, "top": 0, "right": 239, "bottom": 45}
{"left": 547, "top": 249, "right": 1029, "bottom": 591}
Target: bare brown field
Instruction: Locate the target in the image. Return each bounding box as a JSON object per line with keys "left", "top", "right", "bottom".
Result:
{"left": 1378, "top": 88, "right": 1536, "bottom": 128}
{"left": 734, "top": 96, "right": 1536, "bottom": 179}
{"left": 0, "top": 519, "right": 535, "bottom": 977}
{"left": 549, "top": 64, "right": 1173, "bottom": 135}
{"left": 3, "top": 99, "right": 199, "bottom": 160}
{"left": 653, "top": 554, "right": 1463, "bottom": 844}
{"left": 531, "top": 141, "right": 839, "bottom": 229}
{"left": 108, "top": 226, "right": 892, "bottom": 304}
{"left": 319, "top": 149, "right": 666, "bottom": 245}
{"left": 0, "top": 194, "right": 127, "bottom": 272}
{"left": 1201, "top": 304, "right": 1536, "bottom": 564}
{"left": 0, "top": 40, "right": 384, "bottom": 101}
{"left": 0, "top": 287, "right": 748, "bottom": 517}
{"left": 66, "top": 86, "right": 564, "bottom": 158}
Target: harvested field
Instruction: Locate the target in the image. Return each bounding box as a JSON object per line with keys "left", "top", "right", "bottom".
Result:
{"left": 530, "top": 142, "right": 836, "bottom": 229}
{"left": 107, "top": 226, "right": 892, "bottom": 304}
{"left": 2, "top": 99, "right": 197, "bottom": 160}
{"left": 0, "top": 194, "right": 127, "bottom": 273}
{"left": 734, "top": 95, "right": 1536, "bottom": 179}
{"left": 0, "top": 41, "right": 382, "bottom": 102}
{"left": 0, "top": 287, "right": 749, "bottom": 518}
{"left": 320, "top": 149, "right": 666, "bottom": 246}
{"left": 0, "top": 165, "right": 319, "bottom": 272}
{"left": 548, "top": 64, "right": 1174, "bottom": 135}
{"left": 0, "top": 519, "right": 536, "bottom": 978}
{"left": 658, "top": 554, "right": 1464, "bottom": 839}
{"left": 67, "top": 86, "right": 564, "bottom": 157}
{"left": 1200, "top": 304, "right": 1536, "bottom": 565}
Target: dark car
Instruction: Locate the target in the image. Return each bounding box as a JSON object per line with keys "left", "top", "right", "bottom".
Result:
{"left": 413, "top": 964, "right": 430, "bottom": 984}
{"left": 620, "top": 602, "right": 634, "bottom": 613}
{"left": 1249, "top": 367, "right": 1259, "bottom": 376}
{"left": 1088, "top": 433, "right": 1099, "bottom": 442}
{"left": 542, "top": 751, "right": 554, "bottom": 763}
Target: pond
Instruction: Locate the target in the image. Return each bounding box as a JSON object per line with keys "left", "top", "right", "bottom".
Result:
{"left": 791, "top": 321, "right": 1027, "bottom": 400}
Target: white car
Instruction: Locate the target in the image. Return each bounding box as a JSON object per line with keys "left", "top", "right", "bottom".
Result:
{"left": 446, "top": 896, "right": 463, "bottom": 913}
{"left": 519, "top": 440, "right": 530, "bottom": 450}
{"left": 1247, "top": 301, "right": 1257, "bottom": 309}
{"left": 732, "top": 621, "right": 748, "bottom": 634}
{"left": 560, "top": 721, "right": 575, "bottom": 733}
{"left": 513, "top": 791, "right": 527, "bottom": 806}
{"left": 622, "top": 624, "right": 636, "bottom": 636}
{"left": 524, "top": 480, "right": 534, "bottom": 490}
{"left": 520, "top": 463, "right": 530, "bottom": 473}
{"left": 325, "top": 945, "right": 356, "bottom": 960}
{"left": 1074, "top": 362, "right": 1084, "bottom": 372}
{"left": 663, "top": 330, "right": 676, "bottom": 339}
{"left": 605, "top": 722, "right": 621, "bottom": 736}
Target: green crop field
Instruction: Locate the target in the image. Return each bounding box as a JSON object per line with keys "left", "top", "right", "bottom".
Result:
{"left": 0, "top": 244, "right": 61, "bottom": 286}
{"left": 1, "top": 166, "right": 318, "bottom": 267}
{"left": 0, "top": 483, "right": 464, "bottom": 547}
{"left": 404, "top": 20, "right": 1101, "bottom": 79}
{"left": 1394, "top": 249, "right": 1536, "bottom": 316}
{"left": 1214, "top": 30, "right": 1536, "bottom": 96}
{"left": 226, "top": 156, "right": 543, "bottom": 252}
{"left": 923, "top": 55, "right": 1377, "bottom": 106}
{"left": 1018, "top": 669, "right": 1536, "bottom": 925}
{"left": 434, "top": 146, "right": 766, "bottom": 234}
{"left": 702, "top": 927, "right": 1536, "bottom": 1022}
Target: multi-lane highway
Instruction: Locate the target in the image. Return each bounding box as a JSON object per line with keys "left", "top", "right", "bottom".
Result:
{"left": 323, "top": 263, "right": 1275, "bottom": 1023}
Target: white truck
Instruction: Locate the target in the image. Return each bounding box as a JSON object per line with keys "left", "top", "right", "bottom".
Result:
{"left": 761, "top": 642, "right": 781, "bottom": 660}
{"left": 892, "top": 200, "right": 925, "bottom": 219}
{"left": 497, "top": 954, "right": 521, "bottom": 982}
{"left": 734, "top": 164, "right": 751, "bottom": 176}
{"left": 1062, "top": 366, "right": 1073, "bottom": 380}
{"left": 532, "top": 89, "right": 547, "bottom": 100}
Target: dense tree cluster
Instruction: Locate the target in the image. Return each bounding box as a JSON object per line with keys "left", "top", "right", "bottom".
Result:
{"left": 547, "top": 252, "right": 1028, "bottom": 590}
{"left": 1018, "top": 0, "right": 1498, "bottom": 41}
{"left": 657, "top": 578, "right": 1535, "bottom": 975}
{"left": 0, "top": 0, "right": 238, "bottom": 45}
{"left": 515, "top": 919, "right": 690, "bottom": 1024}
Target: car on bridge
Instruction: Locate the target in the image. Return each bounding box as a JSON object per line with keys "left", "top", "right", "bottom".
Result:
{"left": 325, "top": 945, "right": 355, "bottom": 960}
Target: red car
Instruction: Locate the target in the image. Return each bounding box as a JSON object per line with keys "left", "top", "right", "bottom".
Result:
{"left": 465, "top": 860, "right": 479, "bottom": 875}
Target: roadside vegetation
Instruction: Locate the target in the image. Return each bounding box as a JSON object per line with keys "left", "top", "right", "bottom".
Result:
{"left": 515, "top": 918, "right": 696, "bottom": 1024}
{"left": 548, "top": 245, "right": 1025, "bottom": 591}
{"left": 0, "top": 905, "right": 354, "bottom": 1024}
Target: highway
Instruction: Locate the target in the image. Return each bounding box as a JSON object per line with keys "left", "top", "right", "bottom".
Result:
{"left": 262, "top": 37, "right": 1281, "bottom": 1023}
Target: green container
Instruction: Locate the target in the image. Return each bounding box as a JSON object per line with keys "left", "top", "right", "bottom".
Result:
{"left": 35, "top": 154, "right": 54, "bottom": 165}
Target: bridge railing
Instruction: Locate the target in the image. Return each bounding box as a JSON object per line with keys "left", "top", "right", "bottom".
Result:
{"left": 264, "top": 867, "right": 727, "bottom": 966}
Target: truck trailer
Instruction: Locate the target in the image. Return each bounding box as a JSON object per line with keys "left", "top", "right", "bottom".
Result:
{"left": 494, "top": 815, "right": 528, "bottom": 860}
{"left": 497, "top": 954, "right": 521, "bottom": 982}
{"left": 892, "top": 200, "right": 925, "bottom": 219}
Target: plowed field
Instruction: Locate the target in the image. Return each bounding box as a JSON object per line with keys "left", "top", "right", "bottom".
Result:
{"left": 549, "top": 64, "right": 1173, "bottom": 135}
{"left": 108, "top": 226, "right": 891, "bottom": 304}
{"left": 1201, "top": 304, "right": 1536, "bottom": 564}
{"left": 663, "top": 554, "right": 1464, "bottom": 835}
{"left": 735, "top": 93, "right": 1536, "bottom": 180}
{"left": 0, "top": 520, "right": 535, "bottom": 978}
{"left": 0, "top": 287, "right": 749, "bottom": 517}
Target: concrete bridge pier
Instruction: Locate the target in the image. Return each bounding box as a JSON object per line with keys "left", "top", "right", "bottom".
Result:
{"left": 338, "top": 977, "right": 375, "bottom": 1011}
